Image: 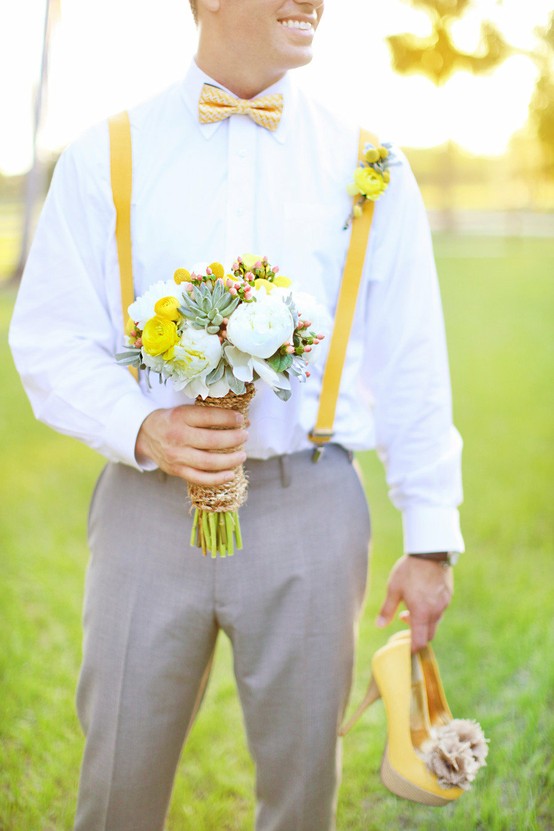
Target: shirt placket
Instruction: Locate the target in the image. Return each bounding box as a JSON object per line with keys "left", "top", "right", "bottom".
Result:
{"left": 224, "top": 115, "right": 258, "bottom": 263}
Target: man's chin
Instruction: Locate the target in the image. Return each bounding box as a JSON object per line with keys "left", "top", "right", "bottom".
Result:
{"left": 283, "top": 47, "right": 314, "bottom": 70}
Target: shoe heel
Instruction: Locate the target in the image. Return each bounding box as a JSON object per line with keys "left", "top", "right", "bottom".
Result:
{"left": 339, "top": 676, "right": 380, "bottom": 736}
{"left": 380, "top": 747, "right": 451, "bottom": 807}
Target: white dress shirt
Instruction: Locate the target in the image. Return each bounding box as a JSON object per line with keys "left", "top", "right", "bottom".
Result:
{"left": 9, "top": 61, "right": 464, "bottom": 554}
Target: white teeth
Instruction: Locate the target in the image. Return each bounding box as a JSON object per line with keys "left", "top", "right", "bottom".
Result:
{"left": 280, "top": 19, "right": 314, "bottom": 31}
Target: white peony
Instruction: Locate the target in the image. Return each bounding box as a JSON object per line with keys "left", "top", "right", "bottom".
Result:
{"left": 225, "top": 345, "right": 291, "bottom": 392}
{"left": 171, "top": 327, "right": 222, "bottom": 387}
{"left": 128, "top": 279, "right": 182, "bottom": 329}
{"left": 227, "top": 294, "right": 294, "bottom": 359}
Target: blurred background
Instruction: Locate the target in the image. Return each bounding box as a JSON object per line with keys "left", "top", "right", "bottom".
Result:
{"left": 1, "top": 1, "right": 553, "bottom": 830}
{"left": 1, "top": 0, "right": 553, "bottom": 279}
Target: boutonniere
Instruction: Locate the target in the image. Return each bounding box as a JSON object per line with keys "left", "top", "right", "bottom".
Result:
{"left": 344, "top": 142, "right": 394, "bottom": 229}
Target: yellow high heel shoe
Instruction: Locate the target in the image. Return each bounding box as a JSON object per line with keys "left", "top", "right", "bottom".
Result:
{"left": 388, "top": 630, "right": 489, "bottom": 789}
{"left": 389, "top": 630, "right": 452, "bottom": 727}
{"left": 340, "top": 635, "right": 464, "bottom": 806}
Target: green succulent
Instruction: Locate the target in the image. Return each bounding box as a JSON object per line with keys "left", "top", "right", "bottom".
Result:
{"left": 179, "top": 280, "right": 240, "bottom": 335}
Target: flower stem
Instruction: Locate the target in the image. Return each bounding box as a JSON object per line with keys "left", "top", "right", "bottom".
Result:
{"left": 191, "top": 509, "right": 244, "bottom": 558}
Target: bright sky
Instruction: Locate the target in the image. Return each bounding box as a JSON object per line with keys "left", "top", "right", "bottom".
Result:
{"left": 0, "top": 0, "right": 551, "bottom": 175}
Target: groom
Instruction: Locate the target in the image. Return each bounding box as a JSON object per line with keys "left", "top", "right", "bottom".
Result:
{"left": 9, "top": 1, "right": 464, "bottom": 829}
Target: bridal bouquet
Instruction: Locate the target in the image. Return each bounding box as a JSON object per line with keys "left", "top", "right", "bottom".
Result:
{"left": 117, "top": 255, "right": 327, "bottom": 557}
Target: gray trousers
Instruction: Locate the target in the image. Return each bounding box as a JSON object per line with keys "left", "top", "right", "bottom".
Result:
{"left": 75, "top": 445, "right": 370, "bottom": 831}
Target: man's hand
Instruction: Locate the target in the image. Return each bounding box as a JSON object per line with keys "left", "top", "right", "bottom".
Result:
{"left": 135, "top": 405, "right": 248, "bottom": 486}
{"left": 376, "top": 555, "right": 453, "bottom": 652}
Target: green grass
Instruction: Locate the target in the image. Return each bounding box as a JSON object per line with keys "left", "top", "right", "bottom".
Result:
{"left": 1, "top": 235, "right": 553, "bottom": 830}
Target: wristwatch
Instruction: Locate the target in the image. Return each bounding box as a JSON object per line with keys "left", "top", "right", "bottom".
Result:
{"left": 409, "top": 551, "right": 459, "bottom": 567}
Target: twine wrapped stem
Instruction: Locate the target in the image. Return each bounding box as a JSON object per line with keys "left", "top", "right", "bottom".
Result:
{"left": 188, "top": 382, "right": 255, "bottom": 557}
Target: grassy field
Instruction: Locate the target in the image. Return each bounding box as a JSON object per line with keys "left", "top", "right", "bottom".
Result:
{"left": 1, "top": 235, "right": 553, "bottom": 830}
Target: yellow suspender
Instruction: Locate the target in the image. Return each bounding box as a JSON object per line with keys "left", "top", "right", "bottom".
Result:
{"left": 108, "top": 118, "right": 377, "bottom": 419}
{"left": 309, "top": 128, "right": 378, "bottom": 459}
{"left": 108, "top": 112, "right": 138, "bottom": 381}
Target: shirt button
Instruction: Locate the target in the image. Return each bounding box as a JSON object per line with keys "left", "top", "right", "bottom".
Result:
{"left": 237, "top": 207, "right": 245, "bottom": 217}
{"left": 237, "top": 148, "right": 247, "bottom": 158}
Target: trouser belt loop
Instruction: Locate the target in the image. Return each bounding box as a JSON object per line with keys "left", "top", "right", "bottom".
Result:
{"left": 279, "top": 455, "right": 291, "bottom": 488}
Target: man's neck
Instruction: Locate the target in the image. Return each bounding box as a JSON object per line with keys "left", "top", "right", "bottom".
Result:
{"left": 195, "top": 52, "right": 286, "bottom": 100}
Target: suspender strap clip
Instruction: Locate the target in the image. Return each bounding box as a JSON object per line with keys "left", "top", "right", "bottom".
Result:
{"left": 308, "top": 429, "right": 334, "bottom": 463}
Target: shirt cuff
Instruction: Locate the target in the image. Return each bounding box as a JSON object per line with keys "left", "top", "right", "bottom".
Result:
{"left": 402, "top": 506, "right": 465, "bottom": 555}
{"left": 102, "top": 389, "right": 161, "bottom": 470}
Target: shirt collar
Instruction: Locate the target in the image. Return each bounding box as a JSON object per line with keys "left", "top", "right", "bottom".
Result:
{"left": 180, "top": 59, "right": 294, "bottom": 145}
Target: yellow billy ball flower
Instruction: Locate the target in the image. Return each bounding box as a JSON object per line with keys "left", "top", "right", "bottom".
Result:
{"left": 208, "top": 262, "right": 225, "bottom": 279}
{"left": 364, "top": 147, "right": 380, "bottom": 164}
{"left": 142, "top": 316, "right": 180, "bottom": 357}
{"left": 378, "top": 145, "right": 389, "bottom": 160}
{"left": 125, "top": 316, "right": 137, "bottom": 336}
{"left": 154, "top": 296, "right": 181, "bottom": 321}
{"left": 353, "top": 166, "right": 387, "bottom": 201}
{"left": 174, "top": 268, "right": 191, "bottom": 285}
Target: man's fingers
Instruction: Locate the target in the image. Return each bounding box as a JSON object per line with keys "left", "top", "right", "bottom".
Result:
{"left": 409, "top": 619, "right": 430, "bottom": 653}
{"left": 176, "top": 404, "right": 245, "bottom": 429}
{"left": 191, "top": 426, "right": 248, "bottom": 451}
{"left": 376, "top": 585, "right": 402, "bottom": 628}
{"left": 175, "top": 465, "right": 240, "bottom": 487}
{"left": 184, "top": 447, "right": 247, "bottom": 472}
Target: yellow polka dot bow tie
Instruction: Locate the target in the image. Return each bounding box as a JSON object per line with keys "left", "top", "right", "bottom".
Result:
{"left": 198, "top": 83, "right": 284, "bottom": 132}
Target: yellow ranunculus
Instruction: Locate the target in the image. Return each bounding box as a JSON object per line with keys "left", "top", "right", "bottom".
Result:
{"left": 254, "top": 278, "right": 274, "bottom": 293}
{"left": 273, "top": 276, "right": 292, "bottom": 289}
{"left": 142, "top": 316, "right": 180, "bottom": 357}
{"left": 208, "top": 262, "right": 225, "bottom": 279}
{"left": 154, "top": 296, "right": 181, "bottom": 321}
{"left": 174, "top": 268, "right": 191, "bottom": 285}
{"left": 353, "top": 166, "right": 387, "bottom": 201}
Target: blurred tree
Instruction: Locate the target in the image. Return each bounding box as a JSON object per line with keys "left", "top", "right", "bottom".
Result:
{"left": 387, "top": 0, "right": 513, "bottom": 227}
{"left": 387, "top": 0, "right": 512, "bottom": 86}
{"left": 529, "top": 13, "right": 554, "bottom": 181}
{"left": 11, "top": 0, "right": 61, "bottom": 284}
